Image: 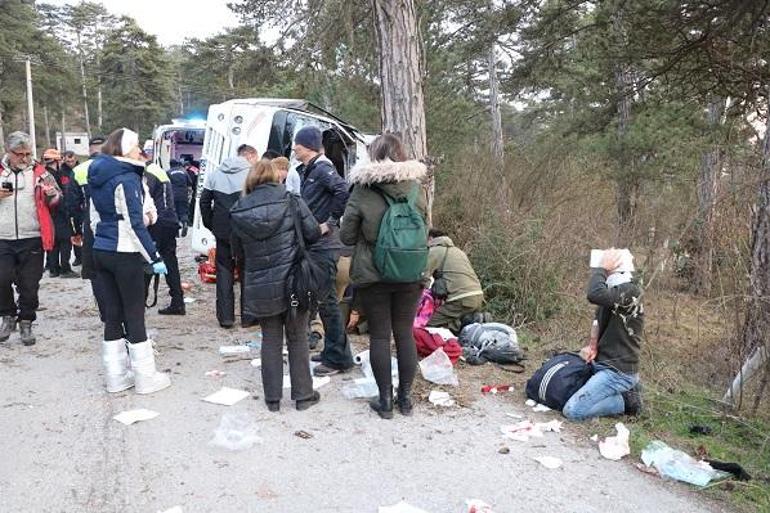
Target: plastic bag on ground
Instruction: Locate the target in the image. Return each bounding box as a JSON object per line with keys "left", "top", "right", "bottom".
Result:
{"left": 378, "top": 501, "right": 431, "bottom": 513}
{"left": 419, "top": 347, "right": 459, "bottom": 386}
{"left": 341, "top": 378, "right": 379, "bottom": 399}
{"left": 599, "top": 422, "right": 630, "bottom": 460}
{"left": 640, "top": 440, "right": 731, "bottom": 486}
{"left": 209, "top": 412, "right": 262, "bottom": 451}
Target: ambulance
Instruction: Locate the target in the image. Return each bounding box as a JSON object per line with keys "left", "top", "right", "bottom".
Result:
{"left": 191, "top": 99, "right": 373, "bottom": 254}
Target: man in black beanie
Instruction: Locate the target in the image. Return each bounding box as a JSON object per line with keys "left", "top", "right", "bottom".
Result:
{"left": 293, "top": 126, "right": 353, "bottom": 376}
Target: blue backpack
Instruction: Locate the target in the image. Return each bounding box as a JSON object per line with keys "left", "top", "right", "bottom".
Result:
{"left": 526, "top": 353, "right": 594, "bottom": 410}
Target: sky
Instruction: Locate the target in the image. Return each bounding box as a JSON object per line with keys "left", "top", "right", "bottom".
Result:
{"left": 46, "top": 0, "right": 239, "bottom": 46}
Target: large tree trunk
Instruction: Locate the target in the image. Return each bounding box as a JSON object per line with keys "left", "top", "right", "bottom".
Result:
{"left": 43, "top": 106, "right": 51, "bottom": 147}
{"left": 734, "top": 87, "right": 770, "bottom": 410}
{"left": 689, "top": 97, "right": 723, "bottom": 295}
{"left": 372, "top": 0, "right": 431, "bottom": 220}
{"left": 488, "top": 45, "right": 505, "bottom": 178}
{"left": 612, "top": 7, "right": 637, "bottom": 245}
{"left": 77, "top": 33, "right": 92, "bottom": 139}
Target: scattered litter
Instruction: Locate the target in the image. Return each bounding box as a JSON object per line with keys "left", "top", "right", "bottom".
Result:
{"left": 532, "top": 403, "right": 551, "bottom": 413}
{"left": 246, "top": 340, "right": 262, "bottom": 350}
{"left": 481, "top": 384, "right": 513, "bottom": 394}
{"left": 599, "top": 422, "right": 630, "bottom": 461}
{"left": 590, "top": 434, "right": 599, "bottom": 442}
{"left": 706, "top": 459, "right": 752, "bottom": 481}
{"left": 428, "top": 390, "right": 455, "bottom": 407}
{"left": 498, "top": 446, "right": 510, "bottom": 454}
{"left": 525, "top": 399, "right": 536, "bottom": 407}
{"left": 635, "top": 462, "right": 659, "bottom": 476}
{"left": 183, "top": 297, "right": 197, "bottom": 304}
{"left": 283, "top": 375, "right": 330, "bottom": 390}
{"left": 537, "top": 419, "right": 563, "bottom": 433}
{"left": 204, "top": 369, "right": 227, "bottom": 378}
{"left": 641, "top": 440, "right": 731, "bottom": 486}
{"left": 180, "top": 281, "right": 193, "bottom": 291}
{"left": 533, "top": 455, "right": 563, "bottom": 469}
{"left": 689, "top": 424, "right": 712, "bottom": 436}
{"left": 219, "top": 345, "right": 251, "bottom": 357}
{"left": 250, "top": 358, "right": 261, "bottom": 368}
{"left": 418, "top": 347, "right": 459, "bottom": 386}
{"left": 202, "top": 387, "right": 250, "bottom": 406}
{"left": 113, "top": 408, "right": 159, "bottom": 426}
{"left": 378, "top": 501, "right": 431, "bottom": 513}
{"left": 341, "top": 378, "right": 379, "bottom": 399}
{"left": 505, "top": 412, "right": 524, "bottom": 420}
{"left": 157, "top": 506, "right": 183, "bottom": 513}
{"left": 209, "top": 412, "right": 261, "bottom": 451}
{"left": 294, "top": 430, "right": 313, "bottom": 439}
{"left": 466, "top": 499, "right": 496, "bottom": 513}
{"left": 501, "top": 421, "right": 544, "bottom": 442}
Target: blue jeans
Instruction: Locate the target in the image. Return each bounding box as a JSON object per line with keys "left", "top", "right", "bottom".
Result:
{"left": 317, "top": 251, "right": 353, "bottom": 369}
{"left": 562, "top": 363, "right": 639, "bottom": 421}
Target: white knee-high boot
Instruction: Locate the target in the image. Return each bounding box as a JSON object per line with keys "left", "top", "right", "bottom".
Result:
{"left": 128, "top": 340, "right": 171, "bottom": 394}
{"left": 102, "top": 338, "right": 134, "bottom": 393}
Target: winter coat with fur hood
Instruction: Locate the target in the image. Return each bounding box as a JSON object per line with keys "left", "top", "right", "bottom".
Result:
{"left": 340, "top": 159, "right": 428, "bottom": 286}
{"left": 230, "top": 183, "right": 321, "bottom": 318}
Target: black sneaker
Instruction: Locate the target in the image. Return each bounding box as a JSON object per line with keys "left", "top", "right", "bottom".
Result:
{"left": 19, "top": 320, "right": 36, "bottom": 346}
{"left": 310, "top": 354, "right": 323, "bottom": 362}
{"left": 72, "top": 259, "right": 82, "bottom": 267}
{"left": 622, "top": 383, "right": 644, "bottom": 416}
{"left": 59, "top": 270, "right": 80, "bottom": 279}
{"left": 219, "top": 320, "right": 234, "bottom": 329}
{"left": 266, "top": 400, "right": 280, "bottom": 412}
{"left": 159, "top": 303, "right": 186, "bottom": 315}
{"left": 296, "top": 391, "right": 320, "bottom": 411}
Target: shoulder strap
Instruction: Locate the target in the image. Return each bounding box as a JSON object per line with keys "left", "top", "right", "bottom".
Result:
{"left": 289, "top": 195, "right": 306, "bottom": 255}
{"left": 439, "top": 247, "right": 450, "bottom": 272}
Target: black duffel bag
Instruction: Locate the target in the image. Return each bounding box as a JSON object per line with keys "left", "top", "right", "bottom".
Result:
{"left": 525, "top": 352, "right": 594, "bottom": 411}
{"left": 286, "top": 196, "right": 333, "bottom": 312}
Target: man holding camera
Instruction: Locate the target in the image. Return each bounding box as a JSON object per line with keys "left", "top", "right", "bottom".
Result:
{"left": 0, "top": 132, "right": 61, "bottom": 345}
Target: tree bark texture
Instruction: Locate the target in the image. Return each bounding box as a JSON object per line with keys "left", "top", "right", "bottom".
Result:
{"left": 0, "top": 108, "right": 6, "bottom": 154}
{"left": 488, "top": 45, "right": 505, "bottom": 177}
{"left": 739, "top": 87, "right": 770, "bottom": 410}
{"left": 611, "top": 7, "right": 637, "bottom": 245}
{"left": 371, "top": 0, "right": 432, "bottom": 220}
{"left": 43, "top": 105, "right": 51, "bottom": 147}
{"left": 689, "top": 98, "right": 723, "bottom": 296}
{"left": 78, "top": 50, "right": 91, "bottom": 139}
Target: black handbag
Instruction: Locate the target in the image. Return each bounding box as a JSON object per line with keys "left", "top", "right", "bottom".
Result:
{"left": 286, "top": 196, "right": 332, "bottom": 312}
{"left": 430, "top": 247, "right": 450, "bottom": 301}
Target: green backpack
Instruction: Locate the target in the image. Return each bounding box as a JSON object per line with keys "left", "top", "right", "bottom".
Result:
{"left": 373, "top": 184, "right": 428, "bottom": 282}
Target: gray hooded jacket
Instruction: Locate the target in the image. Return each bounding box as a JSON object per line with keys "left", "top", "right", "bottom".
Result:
{"left": 199, "top": 156, "right": 250, "bottom": 241}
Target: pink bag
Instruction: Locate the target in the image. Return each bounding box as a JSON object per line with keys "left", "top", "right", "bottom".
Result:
{"left": 414, "top": 289, "right": 436, "bottom": 328}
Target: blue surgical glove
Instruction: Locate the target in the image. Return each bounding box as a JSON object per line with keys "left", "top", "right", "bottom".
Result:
{"left": 152, "top": 261, "right": 168, "bottom": 275}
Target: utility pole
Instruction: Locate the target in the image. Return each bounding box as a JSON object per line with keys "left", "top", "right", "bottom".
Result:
{"left": 43, "top": 105, "right": 51, "bottom": 147}
{"left": 61, "top": 111, "right": 67, "bottom": 152}
{"left": 25, "top": 58, "right": 37, "bottom": 159}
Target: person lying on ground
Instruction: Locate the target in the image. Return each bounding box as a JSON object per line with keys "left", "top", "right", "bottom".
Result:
{"left": 562, "top": 248, "right": 644, "bottom": 421}
{"left": 425, "top": 229, "right": 484, "bottom": 333}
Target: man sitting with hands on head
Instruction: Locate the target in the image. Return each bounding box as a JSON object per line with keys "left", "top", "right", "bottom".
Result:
{"left": 562, "top": 248, "right": 644, "bottom": 421}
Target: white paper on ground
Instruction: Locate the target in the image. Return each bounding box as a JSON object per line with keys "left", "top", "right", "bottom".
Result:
{"left": 183, "top": 297, "right": 196, "bottom": 304}
{"left": 599, "top": 422, "right": 631, "bottom": 460}
{"left": 535, "top": 419, "right": 563, "bottom": 433}
{"left": 590, "top": 434, "right": 599, "bottom": 442}
{"left": 250, "top": 358, "right": 261, "bottom": 368}
{"left": 113, "top": 408, "right": 159, "bottom": 425}
{"left": 219, "top": 345, "right": 251, "bottom": 357}
{"left": 501, "top": 420, "right": 544, "bottom": 442}
{"left": 204, "top": 369, "right": 227, "bottom": 378}
{"left": 428, "top": 390, "right": 455, "bottom": 407}
{"left": 202, "top": 387, "right": 250, "bottom": 406}
{"left": 282, "top": 375, "right": 330, "bottom": 390}
{"left": 533, "top": 455, "right": 563, "bottom": 469}
{"left": 505, "top": 412, "right": 524, "bottom": 419}
{"left": 378, "top": 501, "right": 431, "bottom": 513}
{"left": 525, "top": 399, "right": 536, "bottom": 407}
{"left": 532, "top": 403, "right": 551, "bottom": 413}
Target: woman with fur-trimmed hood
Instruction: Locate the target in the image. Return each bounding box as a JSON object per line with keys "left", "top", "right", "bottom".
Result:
{"left": 340, "top": 134, "right": 427, "bottom": 419}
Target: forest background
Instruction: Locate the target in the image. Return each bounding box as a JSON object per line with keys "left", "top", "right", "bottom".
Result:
{"left": 1, "top": 0, "right": 769, "bottom": 508}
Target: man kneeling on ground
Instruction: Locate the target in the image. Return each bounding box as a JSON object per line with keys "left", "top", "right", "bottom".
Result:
{"left": 426, "top": 229, "right": 484, "bottom": 332}
{"left": 563, "top": 249, "right": 644, "bottom": 420}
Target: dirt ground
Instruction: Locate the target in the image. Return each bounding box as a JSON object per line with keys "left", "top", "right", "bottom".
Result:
{"left": 0, "top": 240, "right": 734, "bottom": 513}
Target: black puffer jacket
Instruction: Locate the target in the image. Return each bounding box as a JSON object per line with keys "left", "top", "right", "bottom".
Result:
{"left": 230, "top": 183, "right": 321, "bottom": 318}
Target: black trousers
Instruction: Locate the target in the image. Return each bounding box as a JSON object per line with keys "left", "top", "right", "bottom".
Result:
{"left": 0, "top": 238, "right": 44, "bottom": 321}
{"left": 148, "top": 224, "right": 183, "bottom": 305}
{"left": 358, "top": 282, "right": 422, "bottom": 398}
{"left": 260, "top": 309, "right": 313, "bottom": 402}
{"left": 215, "top": 237, "right": 236, "bottom": 325}
{"left": 93, "top": 250, "right": 147, "bottom": 343}
{"left": 49, "top": 236, "right": 73, "bottom": 273}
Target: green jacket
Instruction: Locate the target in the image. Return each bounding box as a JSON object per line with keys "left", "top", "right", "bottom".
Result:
{"left": 427, "top": 236, "right": 484, "bottom": 303}
{"left": 340, "top": 159, "right": 428, "bottom": 286}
